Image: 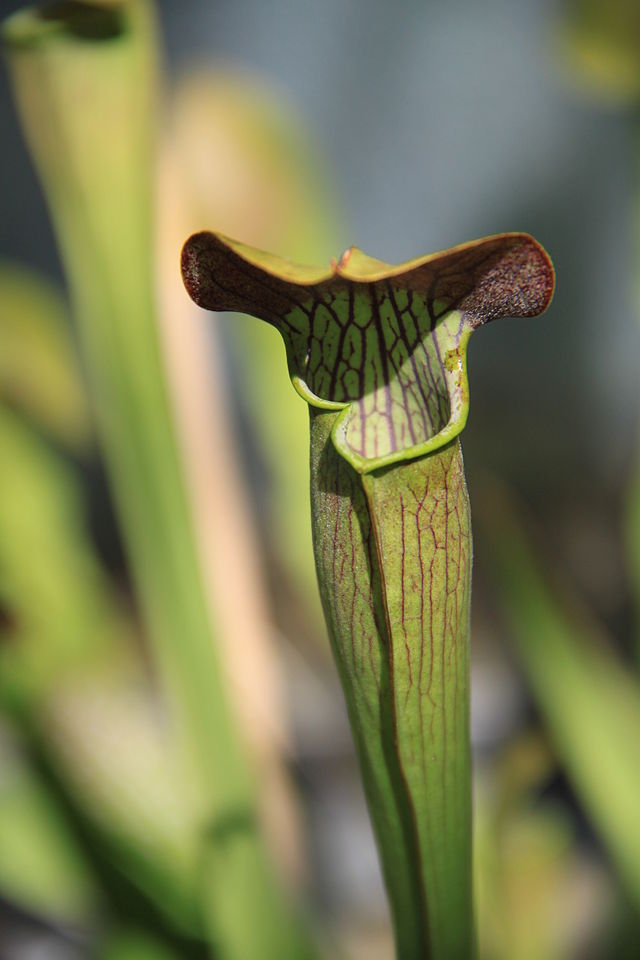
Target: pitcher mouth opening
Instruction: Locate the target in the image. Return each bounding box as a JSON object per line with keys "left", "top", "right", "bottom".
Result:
{"left": 179, "top": 230, "right": 555, "bottom": 474}
{"left": 331, "top": 401, "right": 468, "bottom": 474}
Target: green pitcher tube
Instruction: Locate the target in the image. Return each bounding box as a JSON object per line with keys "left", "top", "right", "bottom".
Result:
{"left": 181, "top": 229, "right": 554, "bottom": 959}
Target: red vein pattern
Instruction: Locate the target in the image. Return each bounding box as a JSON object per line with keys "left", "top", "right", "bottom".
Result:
{"left": 181, "top": 231, "right": 554, "bottom": 471}
{"left": 309, "top": 408, "right": 426, "bottom": 957}
{"left": 311, "top": 408, "right": 473, "bottom": 958}
{"left": 311, "top": 411, "right": 472, "bottom": 958}
{"left": 363, "top": 439, "right": 473, "bottom": 959}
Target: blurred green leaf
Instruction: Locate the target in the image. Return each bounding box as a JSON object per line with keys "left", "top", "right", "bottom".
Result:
{"left": 99, "top": 928, "right": 179, "bottom": 960}
{"left": 0, "top": 405, "right": 120, "bottom": 709}
{"left": 3, "top": 0, "right": 248, "bottom": 814}
{"left": 0, "top": 725, "right": 101, "bottom": 924}
{"left": 628, "top": 461, "right": 640, "bottom": 660}
{"left": 560, "top": 0, "right": 640, "bottom": 103}
{"left": 0, "top": 405, "right": 203, "bottom": 932}
{"left": 475, "top": 733, "right": 613, "bottom": 960}
{"left": 0, "top": 262, "right": 90, "bottom": 449}
{"left": 476, "top": 781, "right": 600, "bottom": 960}
{"left": 480, "top": 483, "right": 640, "bottom": 912}
{"left": 3, "top": 4, "right": 316, "bottom": 957}
{"left": 38, "top": 669, "right": 204, "bottom": 936}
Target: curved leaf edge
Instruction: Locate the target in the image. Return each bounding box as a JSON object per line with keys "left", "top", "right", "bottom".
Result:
{"left": 181, "top": 230, "right": 555, "bottom": 472}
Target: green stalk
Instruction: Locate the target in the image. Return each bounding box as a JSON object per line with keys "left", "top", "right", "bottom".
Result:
{"left": 311, "top": 413, "right": 472, "bottom": 956}
{"left": 3, "top": 4, "right": 310, "bottom": 957}
{"left": 181, "top": 230, "right": 554, "bottom": 957}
